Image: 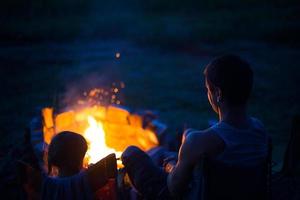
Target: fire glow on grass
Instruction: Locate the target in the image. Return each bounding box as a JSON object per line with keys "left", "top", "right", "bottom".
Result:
{"left": 42, "top": 84, "right": 159, "bottom": 168}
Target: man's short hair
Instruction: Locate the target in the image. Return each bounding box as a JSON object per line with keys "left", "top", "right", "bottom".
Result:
{"left": 204, "top": 55, "right": 253, "bottom": 105}
{"left": 48, "top": 131, "right": 87, "bottom": 174}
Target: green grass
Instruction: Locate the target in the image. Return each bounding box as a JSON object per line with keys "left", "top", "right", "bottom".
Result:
{"left": 0, "top": 0, "right": 300, "bottom": 167}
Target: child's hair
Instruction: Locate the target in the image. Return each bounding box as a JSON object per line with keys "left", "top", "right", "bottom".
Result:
{"left": 47, "top": 131, "right": 88, "bottom": 175}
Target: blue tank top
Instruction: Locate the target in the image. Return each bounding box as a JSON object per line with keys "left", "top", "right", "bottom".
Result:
{"left": 210, "top": 117, "right": 268, "bottom": 165}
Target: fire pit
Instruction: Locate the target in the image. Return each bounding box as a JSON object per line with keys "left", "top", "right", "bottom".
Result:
{"left": 29, "top": 86, "right": 166, "bottom": 171}
{"left": 25, "top": 86, "right": 168, "bottom": 199}
{"left": 42, "top": 105, "right": 159, "bottom": 167}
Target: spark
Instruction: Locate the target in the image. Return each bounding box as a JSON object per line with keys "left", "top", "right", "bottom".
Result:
{"left": 120, "top": 82, "right": 125, "bottom": 88}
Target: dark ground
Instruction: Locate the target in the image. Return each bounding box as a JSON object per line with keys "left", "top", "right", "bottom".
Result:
{"left": 0, "top": 0, "right": 300, "bottom": 198}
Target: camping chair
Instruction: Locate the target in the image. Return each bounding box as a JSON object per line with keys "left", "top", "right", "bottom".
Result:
{"left": 86, "top": 153, "right": 118, "bottom": 200}
{"left": 19, "top": 154, "right": 118, "bottom": 200}
{"left": 272, "top": 115, "right": 300, "bottom": 199}
{"left": 278, "top": 115, "right": 300, "bottom": 177}
{"left": 185, "top": 138, "right": 272, "bottom": 200}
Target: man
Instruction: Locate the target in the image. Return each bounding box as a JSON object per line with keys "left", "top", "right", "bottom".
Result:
{"left": 121, "top": 55, "right": 268, "bottom": 199}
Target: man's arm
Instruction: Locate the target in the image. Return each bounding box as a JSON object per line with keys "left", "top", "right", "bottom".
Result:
{"left": 167, "top": 133, "right": 197, "bottom": 196}
{"left": 167, "top": 131, "right": 225, "bottom": 197}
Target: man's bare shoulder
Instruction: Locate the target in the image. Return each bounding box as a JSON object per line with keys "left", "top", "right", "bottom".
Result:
{"left": 184, "top": 128, "right": 225, "bottom": 158}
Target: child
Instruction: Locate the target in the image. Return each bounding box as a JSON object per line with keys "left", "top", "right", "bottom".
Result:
{"left": 42, "top": 131, "right": 93, "bottom": 199}
{"left": 47, "top": 131, "right": 87, "bottom": 177}
{"left": 42, "top": 131, "right": 117, "bottom": 200}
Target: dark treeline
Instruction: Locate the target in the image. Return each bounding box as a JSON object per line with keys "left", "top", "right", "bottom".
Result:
{"left": 1, "top": 0, "right": 300, "bottom": 46}
{"left": 2, "top": 0, "right": 300, "bottom": 15}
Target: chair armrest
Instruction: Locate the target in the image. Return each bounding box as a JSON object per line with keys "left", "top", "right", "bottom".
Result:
{"left": 86, "top": 153, "right": 117, "bottom": 192}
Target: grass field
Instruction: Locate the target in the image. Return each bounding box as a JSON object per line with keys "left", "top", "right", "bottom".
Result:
{"left": 1, "top": 0, "right": 300, "bottom": 170}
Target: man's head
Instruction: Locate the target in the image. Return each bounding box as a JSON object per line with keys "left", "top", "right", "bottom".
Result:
{"left": 48, "top": 131, "right": 87, "bottom": 177}
{"left": 204, "top": 55, "right": 253, "bottom": 113}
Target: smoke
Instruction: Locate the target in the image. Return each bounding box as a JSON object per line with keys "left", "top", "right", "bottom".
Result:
{"left": 56, "top": 60, "right": 126, "bottom": 112}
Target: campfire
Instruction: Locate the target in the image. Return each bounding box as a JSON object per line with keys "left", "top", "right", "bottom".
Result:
{"left": 41, "top": 87, "right": 160, "bottom": 168}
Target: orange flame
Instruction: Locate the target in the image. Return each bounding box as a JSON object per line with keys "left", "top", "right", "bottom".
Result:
{"left": 84, "top": 116, "right": 122, "bottom": 165}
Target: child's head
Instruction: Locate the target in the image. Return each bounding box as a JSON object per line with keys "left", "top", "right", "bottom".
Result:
{"left": 48, "top": 131, "right": 87, "bottom": 177}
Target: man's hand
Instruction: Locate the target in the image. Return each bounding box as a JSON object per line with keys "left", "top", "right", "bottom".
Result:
{"left": 163, "top": 155, "right": 177, "bottom": 173}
